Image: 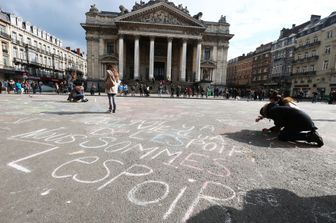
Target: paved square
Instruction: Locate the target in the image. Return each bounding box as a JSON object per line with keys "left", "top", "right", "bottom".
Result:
{"left": 0, "top": 94, "right": 335, "bottom": 223}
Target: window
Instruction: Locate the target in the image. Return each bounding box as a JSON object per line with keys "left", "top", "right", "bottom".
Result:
{"left": 327, "top": 30, "right": 333, "bottom": 39}
{"left": 19, "top": 49, "right": 25, "bottom": 59}
{"left": 310, "top": 65, "right": 315, "bottom": 71}
{"left": 34, "top": 40, "right": 37, "bottom": 47}
{"left": 27, "top": 37, "right": 31, "bottom": 45}
{"left": 0, "top": 24, "right": 5, "bottom": 33}
{"left": 323, "top": 60, "right": 329, "bottom": 70}
{"left": 18, "top": 34, "right": 23, "bottom": 43}
{"left": 106, "top": 42, "right": 114, "bottom": 54}
{"left": 313, "top": 36, "right": 318, "bottom": 42}
{"left": 204, "top": 48, "right": 211, "bottom": 60}
{"left": 2, "top": 42, "right": 8, "bottom": 53}
{"left": 12, "top": 32, "right": 17, "bottom": 41}
{"left": 304, "top": 52, "right": 308, "bottom": 58}
{"left": 325, "top": 46, "right": 331, "bottom": 54}
{"left": 13, "top": 47, "right": 18, "bottom": 58}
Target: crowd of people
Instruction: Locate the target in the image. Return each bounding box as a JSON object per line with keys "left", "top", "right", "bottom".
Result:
{"left": 0, "top": 79, "right": 43, "bottom": 94}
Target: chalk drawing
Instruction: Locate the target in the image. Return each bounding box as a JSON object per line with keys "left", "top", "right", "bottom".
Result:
{"left": 163, "top": 186, "right": 187, "bottom": 220}
{"left": 180, "top": 153, "right": 209, "bottom": 171}
{"left": 79, "top": 137, "right": 117, "bottom": 149}
{"left": 208, "top": 158, "right": 231, "bottom": 177}
{"left": 181, "top": 181, "right": 235, "bottom": 222}
{"left": 151, "top": 134, "right": 184, "bottom": 146}
{"left": 52, "top": 156, "right": 123, "bottom": 184}
{"left": 7, "top": 146, "right": 59, "bottom": 173}
{"left": 104, "top": 141, "right": 132, "bottom": 153}
{"left": 150, "top": 149, "right": 183, "bottom": 168}
{"left": 68, "top": 150, "right": 85, "bottom": 155}
{"left": 97, "top": 164, "right": 153, "bottom": 191}
{"left": 200, "top": 125, "right": 215, "bottom": 132}
{"left": 121, "top": 143, "right": 160, "bottom": 159}
{"left": 127, "top": 180, "right": 169, "bottom": 206}
{"left": 41, "top": 189, "right": 53, "bottom": 196}
{"left": 13, "top": 117, "right": 40, "bottom": 124}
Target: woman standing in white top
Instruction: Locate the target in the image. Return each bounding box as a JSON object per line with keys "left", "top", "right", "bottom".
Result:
{"left": 104, "top": 64, "right": 120, "bottom": 113}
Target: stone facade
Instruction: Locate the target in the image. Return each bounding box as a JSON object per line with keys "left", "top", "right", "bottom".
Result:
{"left": 292, "top": 13, "right": 336, "bottom": 97}
{"left": 251, "top": 43, "right": 272, "bottom": 89}
{"left": 0, "top": 9, "right": 87, "bottom": 82}
{"left": 0, "top": 10, "right": 12, "bottom": 80}
{"left": 81, "top": 1, "right": 233, "bottom": 86}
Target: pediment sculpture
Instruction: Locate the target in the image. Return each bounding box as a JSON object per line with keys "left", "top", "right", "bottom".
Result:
{"left": 131, "top": 10, "right": 188, "bottom": 26}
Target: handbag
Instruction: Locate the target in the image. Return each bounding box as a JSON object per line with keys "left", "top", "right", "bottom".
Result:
{"left": 105, "top": 70, "right": 116, "bottom": 89}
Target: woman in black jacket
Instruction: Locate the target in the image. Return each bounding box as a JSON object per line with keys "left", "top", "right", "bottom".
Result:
{"left": 257, "top": 103, "right": 324, "bottom": 147}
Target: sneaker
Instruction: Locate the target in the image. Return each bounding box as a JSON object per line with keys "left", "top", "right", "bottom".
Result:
{"left": 307, "top": 131, "right": 324, "bottom": 147}
{"left": 81, "top": 98, "right": 88, "bottom": 102}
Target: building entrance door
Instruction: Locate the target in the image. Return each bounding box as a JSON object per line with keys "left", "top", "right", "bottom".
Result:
{"left": 154, "top": 62, "right": 165, "bottom": 80}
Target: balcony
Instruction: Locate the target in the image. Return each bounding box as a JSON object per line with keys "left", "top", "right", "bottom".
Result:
{"left": 0, "top": 31, "right": 11, "bottom": 40}
{"left": 295, "top": 41, "right": 321, "bottom": 51}
{"left": 291, "top": 70, "right": 317, "bottom": 76}
{"left": 293, "top": 55, "right": 319, "bottom": 64}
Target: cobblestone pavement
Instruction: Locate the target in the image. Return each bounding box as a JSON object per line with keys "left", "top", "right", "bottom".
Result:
{"left": 0, "top": 94, "right": 335, "bottom": 223}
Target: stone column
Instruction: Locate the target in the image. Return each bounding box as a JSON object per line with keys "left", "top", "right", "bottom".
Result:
{"left": 180, "top": 39, "right": 187, "bottom": 81}
{"left": 118, "top": 35, "right": 124, "bottom": 80}
{"left": 149, "top": 37, "right": 155, "bottom": 80}
{"left": 166, "top": 37, "right": 172, "bottom": 81}
{"left": 134, "top": 36, "right": 140, "bottom": 80}
{"left": 196, "top": 41, "right": 202, "bottom": 82}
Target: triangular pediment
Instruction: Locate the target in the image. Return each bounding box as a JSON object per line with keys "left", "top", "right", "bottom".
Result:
{"left": 116, "top": 2, "right": 205, "bottom": 28}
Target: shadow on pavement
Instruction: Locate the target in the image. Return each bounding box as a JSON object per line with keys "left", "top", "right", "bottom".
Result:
{"left": 222, "top": 129, "right": 317, "bottom": 148}
{"left": 187, "top": 188, "right": 336, "bottom": 223}
{"left": 42, "top": 111, "right": 109, "bottom": 115}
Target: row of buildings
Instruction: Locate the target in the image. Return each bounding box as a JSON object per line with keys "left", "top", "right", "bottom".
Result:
{"left": 0, "top": 9, "right": 87, "bottom": 83}
{"left": 227, "top": 12, "right": 336, "bottom": 98}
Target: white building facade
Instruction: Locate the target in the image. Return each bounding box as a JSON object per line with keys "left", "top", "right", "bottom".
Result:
{"left": 0, "top": 9, "right": 87, "bottom": 82}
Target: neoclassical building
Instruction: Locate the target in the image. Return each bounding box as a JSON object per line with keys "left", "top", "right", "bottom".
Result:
{"left": 81, "top": 0, "right": 233, "bottom": 86}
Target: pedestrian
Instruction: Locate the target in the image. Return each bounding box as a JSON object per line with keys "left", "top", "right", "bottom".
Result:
{"left": 257, "top": 102, "right": 324, "bottom": 147}
{"left": 104, "top": 64, "right": 120, "bottom": 113}
{"left": 90, "top": 84, "right": 96, "bottom": 96}
{"left": 312, "top": 91, "right": 318, "bottom": 103}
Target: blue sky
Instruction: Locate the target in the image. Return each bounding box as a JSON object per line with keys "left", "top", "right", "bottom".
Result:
{"left": 1, "top": 0, "right": 335, "bottom": 59}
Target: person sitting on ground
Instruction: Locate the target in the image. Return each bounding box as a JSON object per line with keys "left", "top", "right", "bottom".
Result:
{"left": 256, "top": 102, "right": 324, "bottom": 147}
{"left": 67, "top": 77, "right": 88, "bottom": 102}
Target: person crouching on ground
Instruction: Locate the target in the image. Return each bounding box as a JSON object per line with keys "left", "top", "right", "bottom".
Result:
{"left": 105, "top": 64, "right": 120, "bottom": 113}
{"left": 67, "top": 74, "right": 88, "bottom": 102}
{"left": 256, "top": 102, "right": 324, "bottom": 147}
{"left": 255, "top": 90, "right": 299, "bottom": 122}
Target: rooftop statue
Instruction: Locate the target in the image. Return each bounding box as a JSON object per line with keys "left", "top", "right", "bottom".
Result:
{"left": 89, "top": 4, "right": 99, "bottom": 13}
{"left": 219, "top": 15, "right": 226, "bottom": 23}
{"left": 193, "top": 12, "right": 203, "bottom": 20}
{"left": 119, "top": 5, "right": 129, "bottom": 15}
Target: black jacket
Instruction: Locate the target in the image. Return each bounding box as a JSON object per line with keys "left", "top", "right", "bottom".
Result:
{"left": 268, "top": 105, "right": 317, "bottom": 131}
